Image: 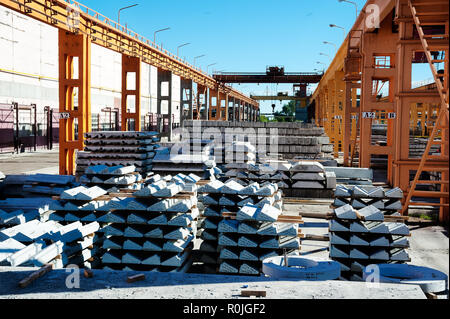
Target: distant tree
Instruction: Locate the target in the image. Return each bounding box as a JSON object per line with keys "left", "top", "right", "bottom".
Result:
{"left": 273, "top": 100, "right": 296, "bottom": 122}
{"left": 260, "top": 115, "right": 269, "bottom": 122}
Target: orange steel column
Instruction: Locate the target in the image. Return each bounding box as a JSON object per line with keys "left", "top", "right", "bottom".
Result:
{"left": 121, "top": 55, "right": 141, "bottom": 131}
{"left": 224, "top": 93, "right": 229, "bottom": 121}
{"left": 58, "top": 30, "right": 91, "bottom": 176}
{"left": 359, "top": 15, "right": 397, "bottom": 177}
{"left": 335, "top": 70, "right": 345, "bottom": 158}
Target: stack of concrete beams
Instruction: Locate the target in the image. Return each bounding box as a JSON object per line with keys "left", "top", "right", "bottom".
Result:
{"left": 224, "top": 162, "right": 291, "bottom": 190}
{"left": 333, "top": 185, "right": 404, "bottom": 217}
{"left": 0, "top": 174, "right": 79, "bottom": 198}
{"left": 329, "top": 203, "right": 411, "bottom": 280}
{"left": 99, "top": 173, "right": 201, "bottom": 272}
{"left": 181, "top": 121, "right": 334, "bottom": 162}
{"left": 76, "top": 131, "right": 160, "bottom": 178}
{"left": 151, "top": 147, "right": 221, "bottom": 180}
{"left": 223, "top": 161, "right": 336, "bottom": 198}
{"left": 324, "top": 167, "right": 373, "bottom": 186}
{"left": 0, "top": 219, "right": 103, "bottom": 269}
{"left": 79, "top": 165, "right": 143, "bottom": 193}
{"left": 0, "top": 197, "right": 56, "bottom": 227}
{"left": 213, "top": 141, "right": 257, "bottom": 165}
{"left": 409, "top": 137, "right": 441, "bottom": 158}
{"left": 196, "top": 179, "right": 302, "bottom": 275}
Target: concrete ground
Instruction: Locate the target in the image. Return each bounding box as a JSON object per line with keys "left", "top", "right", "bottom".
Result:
{"left": 0, "top": 266, "right": 426, "bottom": 299}
{"left": 0, "top": 151, "right": 448, "bottom": 298}
{"left": 0, "top": 148, "right": 59, "bottom": 175}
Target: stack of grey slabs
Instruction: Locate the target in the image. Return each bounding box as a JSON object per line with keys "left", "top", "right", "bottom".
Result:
{"left": 79, "top": 164, "right": 143, "bottom": 193}
{"left": 197, "top": 179, "right": 300, "bottom": 276}
{"left": 99, "top": 174, "right": 201, "bottom": 272}
{"left": 2, "top": 219, "right": 105, "bottom": 270}
{"left": 329, "top": 193, "right": 410, "bottom": 280}
{"left": 333, "top": 185, "right": 403, "bottom": 216}
{"left": 76, "top": 131, "right": 160, "bottom": 177}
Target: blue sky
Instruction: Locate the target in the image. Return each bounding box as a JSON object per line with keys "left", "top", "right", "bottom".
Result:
{"left": 79, "top": 0, "right": 432, "bottom": 114}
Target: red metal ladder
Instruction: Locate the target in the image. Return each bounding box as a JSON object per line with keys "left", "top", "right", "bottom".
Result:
{"left": 402, "top": 0, "right": 449, "bottom": 221}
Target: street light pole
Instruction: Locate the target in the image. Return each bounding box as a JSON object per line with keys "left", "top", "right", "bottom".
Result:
{"left": 118, "top": 4, "right": 138, "bottom": 26}
{"left": 207, "top": 63, "right": 217, "bottom": 74}
{"left": 338, "top": 0, "right": 358, "bottom": 19}
{"left": 316, "top": 61, "right": 327, "bottom": 73}
{"left": 323, "top": 41, "right": 337, "bottom": 55}
{"left": 177, "top": 42, "right": 191, "bottom": 57}
{"left": 194, "top": 55, "right": 205, "bottom": 67}
{"left": 329, "top": 24, "right": 346, "bottom": 40}
{"left": 154, "top": 27, "right": 170, "bottom": 45}
{"left": 319, "top": 52, "right": 332, "bottom": 62}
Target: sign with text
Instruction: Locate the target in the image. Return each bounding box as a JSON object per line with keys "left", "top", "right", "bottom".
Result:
{"left": 60, "top": 112, "right": 71, "bottom": 120}
{"left": 362, "top": 112, "right": 376, "bottom": 119}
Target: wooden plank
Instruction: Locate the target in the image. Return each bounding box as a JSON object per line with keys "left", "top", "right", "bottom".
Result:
{"left": 19, "top": 264, "right": 53, "bottom": 288}
{"left": 221, "top": 212, "right": 304, "bottom": 223}
{"left": 127, "top": 274, "right": 146, "bottom": 283}
{"left": 84, "top": 268, "right": 94, "bottom": 278}
{"left": 304, "top": 234, "right": 329, "bottom": 241}
{"left": 241, "top": 290, "right": 266, "bottom": 297}
{"left": 284, "top": 198, "right": 333, "bottom": 205}
{"left": 299, "top": 211, "right": 333, "bottom": 219}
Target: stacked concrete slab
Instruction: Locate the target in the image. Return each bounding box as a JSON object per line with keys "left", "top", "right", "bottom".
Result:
{"left": 0, "top": 197, "right": 56, "bottom": 227}
{"left": 329, "top": 195, "right": 410, "bottom": 280}
{"left": 196, "top": 179, "right": 302, "bottom": 275}
{"left": 409, "top": 137, "right": 441, "bottom": 158}
{"left": 223, "top": 161, "right": 336, "bottom": 198}
{"left": 214, "top": 141, "right": 257, "bottom": 165}
{"left": 99, "top": 173, "right": 201, "bottom": 272}
{"left": 332, "top": 185, "right": 404, "bottom": 217}
{"left": 79, "top": 165, "right": 143, "bottom": 193}
{"left": 76, "top": 131, "right": 160, "bottom": 178}
{"left": 151, "top": 146, "right": 221, "bottom": 180}
{"left": 182, "top": 121, "right": 334, "bottom": 162}
{"left": 0, "top": 219, "right": 103, "bottom": 269}
{"left": 0, "top": 174, "right": 79, "bottom": 198}
{"left": 324, "top": 167, "right": 373, "bottom": 186}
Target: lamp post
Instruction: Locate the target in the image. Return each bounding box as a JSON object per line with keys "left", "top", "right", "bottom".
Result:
{"left": 118, "top": 4, "right": 138, "bottom": 26}
{"left": 316, "top": 61, "right": 327, "bottom": 72}
{"left": 154, "top": 27, "right": 170, "bottom": 45}
{"left": 177, "top": 42, "right": 190, "bottom": 57}
{"left": 319, "top": 52, "right": 332, "bottom": 62}
{"left": 330, "top": 24, "right": 346, "bottom": 40}
{"left": 194, "top": 55, "right": 205, "bottom": 67}
{"left": 338, "top": 0, "right": 358, "bottom": 19}
{"left": 323, "top": 41, "right": 337, "bottom": 55}
{"left": 207, "top": 63, "right": 217, "bottom": 74}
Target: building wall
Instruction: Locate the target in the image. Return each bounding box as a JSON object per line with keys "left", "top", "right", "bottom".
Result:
{"left": 0, "top": 6, "right": 180, "bottom": 128}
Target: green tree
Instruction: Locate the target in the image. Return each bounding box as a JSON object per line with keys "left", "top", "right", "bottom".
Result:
{"left": 273, "top": 100, "right": 296, "bottom": 122}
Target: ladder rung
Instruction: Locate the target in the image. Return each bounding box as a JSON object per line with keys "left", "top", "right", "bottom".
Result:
{"left": 424, "top": 35, "right": 448, "bottom": 39}
{"left": 412, "top": 190, "right": 449, "bottom": 198}
{"left": 408, "top": 202, "right": 449, "bottom": 207}
{"left": 431, "top": 59, "right": 446, "bottom": 63}
{"left": 416, "top": 180, "right": 449, "bottom": 184}
{"left": 416, "top": 12, "right": 449, "bottom": 16}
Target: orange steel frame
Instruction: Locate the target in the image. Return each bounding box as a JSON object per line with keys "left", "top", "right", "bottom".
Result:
{"left": 0, "top": 0, "right": 258, "bottom": 175}
{"left": 312, "top": 0, "right": 449, "bottom": 222}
